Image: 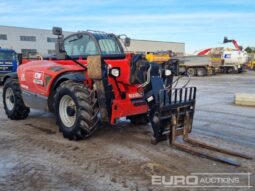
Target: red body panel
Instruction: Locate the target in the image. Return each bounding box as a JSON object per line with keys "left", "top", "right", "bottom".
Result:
{"left": 18, "top": 54, "right": 148, "bottom": 124}
{"left": 197, "top": 48, "right": 212, "bottom": 56}
{"left": 232, "top": 40, "right": 241, "bottom": 51}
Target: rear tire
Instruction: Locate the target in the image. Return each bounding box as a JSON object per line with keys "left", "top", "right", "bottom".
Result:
{"left": 197, "top": 68, "right": 207, "bottom": 76}
{"left": 227, "top": 67, "right": 235, "bottom": 74}
{"left": 55, "top": 80, "right": 99, "bottom": 140}
{"left": 186, "top": 68, "right": 196, "bottom": 76}
{"left": 3, "top": 79, "right": 30, "bottom": 120}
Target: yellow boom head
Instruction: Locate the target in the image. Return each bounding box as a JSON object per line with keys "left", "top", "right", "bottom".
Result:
{"left": 145, "top": 52, "right": 171, "bottom": 64}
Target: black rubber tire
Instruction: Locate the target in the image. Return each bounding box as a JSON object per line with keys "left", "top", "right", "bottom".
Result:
{"left": 220, "top": 67, "right": 226, "bottom": 73}
{"left": 128, "top": 114, "right": 149, "bottom": 125}
{"left": 227, "top": 67, "right": 235, "bottom": 74}
{"left": 196, "top": 68, "right": 207, "bottom": 76}
{"left": 3, "top": 79, "right": 30, "bottom": 120}
{"left": 212, "top": 69, "right": 216, "bottom": 75}
{"left": 238, "top": 67, "right": 243, "bottom": 73}
{"left": 186, "top": 68, "right": 197, "bottom": 76}
{"left": 55, "top": 80, "right": 99, "bottom": 140}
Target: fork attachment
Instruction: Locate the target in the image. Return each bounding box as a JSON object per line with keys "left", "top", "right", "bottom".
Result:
{"left": 143, "top": 63, "right": 252, "bottom": 166}
{"left": 148, "top": 86, "right": 196, "bottom": 144}
{"left": 147, "top": 85, "right": 252, "bottom": 166}
{"left": 169, "top": 112, "right": 252, "bottom": 167}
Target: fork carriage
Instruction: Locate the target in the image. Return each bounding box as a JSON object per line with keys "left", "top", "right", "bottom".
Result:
{"left": 143, "top": 64, "right": 251, "bottom": 166}
{"left": 147, "top": 86, "right": 196, "bottom": 143}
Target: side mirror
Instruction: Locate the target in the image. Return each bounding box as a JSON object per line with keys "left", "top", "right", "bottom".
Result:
{"left": 52, "top": 26, "right": 66, "bottom": 59}
{"left": 124, "top": 37, "right": 131, "bottom": 47}
{"left": 52, "top": 27, "right": 63, "bottom": 36}
{"left": 17, "top": 53, "right": 22, "bottom": 65}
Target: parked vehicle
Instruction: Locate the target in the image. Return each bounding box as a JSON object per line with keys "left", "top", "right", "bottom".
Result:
{"left": 248, "top": 60, "right": 255, "bottom": 70}
{"left": 2, "top": 27, "right": 188, "bottom": 144}
{"left": 0, "top": 48, "right": 18, "bottom": 83}
{"left": 178, "top": 55, "right": 218, "bottom": 76}
{"left": 194, "top": 37, "right": 249, "bottom": 74}
{"left": 221, "top": 50, "right": 248, "bottom": 73}
{"left": 145, "top": 51, "right": 179, "bottom": 76}
{"left": 2, "top": 27, "right": 251, "bottom": 166}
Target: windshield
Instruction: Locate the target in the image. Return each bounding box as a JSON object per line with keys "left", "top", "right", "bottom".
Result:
{"left": 64, "top": 33, "right": 123, "bottom": 57}
{"left": 0, "top": 51, "right": 15, "bottom": 61}
{"left": 98, "top": 38, "right": 122, "bottom": 55}
{"left": 64, "top": 34, "right": 99, "bottom": 57}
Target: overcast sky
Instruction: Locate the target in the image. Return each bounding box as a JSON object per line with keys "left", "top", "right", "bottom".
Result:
{"left": 0, "top": 0, "right": 255, "bottom": 53}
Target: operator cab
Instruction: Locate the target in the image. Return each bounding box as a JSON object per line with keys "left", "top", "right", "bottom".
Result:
{"left": 52, "top": 27, "right": 130, "bottom": 60}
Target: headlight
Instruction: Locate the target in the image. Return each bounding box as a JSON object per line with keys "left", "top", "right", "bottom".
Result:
{"left": 165, "top": 69, "right": 172, "bottom": 76}
{"left": 110, "top": 68, "right": 120, "bottom": 77}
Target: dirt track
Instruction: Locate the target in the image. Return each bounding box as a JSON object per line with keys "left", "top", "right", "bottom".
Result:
{"left": 0, "top": 72, "right": 255, "bottom": 191}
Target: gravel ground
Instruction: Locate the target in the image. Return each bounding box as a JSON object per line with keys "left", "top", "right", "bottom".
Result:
{"left": 0, "top": 71, "right": 254, "bottom": 191}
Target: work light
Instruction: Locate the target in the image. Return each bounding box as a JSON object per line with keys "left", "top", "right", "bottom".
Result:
{"left": 110, "top": 68, "right": 120, "bottom": 77}
{"left": 165, "top": 69, "right": 172, "bottom": 76}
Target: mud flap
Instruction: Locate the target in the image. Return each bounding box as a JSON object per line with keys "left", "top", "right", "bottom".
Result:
{"left": 87, "top": 55, "right": 112, "bottom": 124}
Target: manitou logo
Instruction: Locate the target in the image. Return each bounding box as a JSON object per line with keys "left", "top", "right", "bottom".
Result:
{"left": 33, "top": 72, "right": 44, "bottom": 86}
{"left": 34, "top": 72, "right": 43, "bottom": 79}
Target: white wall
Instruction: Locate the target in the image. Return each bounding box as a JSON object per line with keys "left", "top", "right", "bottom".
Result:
{"left": 124, "top": 39, "right": 185, "bottom": 55}
{"left": 0, "top": 25, "right": 72, "bottom": 55}
{"left": 0, "top": 25, "right": 185, "bottom": 56}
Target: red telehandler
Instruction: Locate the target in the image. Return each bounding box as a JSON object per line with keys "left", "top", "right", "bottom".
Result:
{"left": 2, "top": 27, "right": 251, "bottom": 166}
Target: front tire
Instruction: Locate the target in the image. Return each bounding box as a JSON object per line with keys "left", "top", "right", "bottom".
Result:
{"left": 3, "top": 79, "right": 30, "bottom": 120}
{"left": 55, "top": 81, "right": 99, "bottom": 140}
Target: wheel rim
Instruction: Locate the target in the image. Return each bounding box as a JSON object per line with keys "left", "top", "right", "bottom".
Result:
{"left": 197, "top": 69, "right": 205, "bottom": 76}
{"left": 5, "top": 87, "right": 15, "bottom": 111}
{"left": 187, "top": 69, "right": 195, "bottom": 76}
{"left": 59, "top": 95, "right": 77, "bottom": 128}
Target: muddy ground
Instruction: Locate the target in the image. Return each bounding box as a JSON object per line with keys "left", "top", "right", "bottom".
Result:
{"left": 0, "top": 72, "right": 254, "bottom": 191}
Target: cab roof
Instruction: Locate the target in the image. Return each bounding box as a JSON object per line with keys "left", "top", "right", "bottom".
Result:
{"left": 0, "top": 48, "right": 16, "bottom": 53}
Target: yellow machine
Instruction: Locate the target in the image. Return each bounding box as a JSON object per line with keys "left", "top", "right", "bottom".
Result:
{"left": 145, "top": 52, "right": 171, "bottom": 64}
{"left": 144, "top": 52, "right": 179, "bottom": 76}
{"left": 248, "top": 60, "right": 255, "bottom": 70}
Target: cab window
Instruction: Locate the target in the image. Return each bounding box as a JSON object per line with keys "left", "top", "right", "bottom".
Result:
{"left": 0, "top": 51, "right": 15, "bottom": 61}
{"left": 98, "top": 38, "right": 122, "bottom": 55}
{"left": 64, "top": 34, "right": 99, "bottom": 57}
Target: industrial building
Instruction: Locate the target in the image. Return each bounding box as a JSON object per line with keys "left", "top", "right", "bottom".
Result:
{"left": 124, "top": 39, "right": 184, "bottom": 55}
{"left": 0, "top": 25, "right": 73, "bottom": 56}
{"left": 0, "top": 25, "right": 185, "bottom": 56}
